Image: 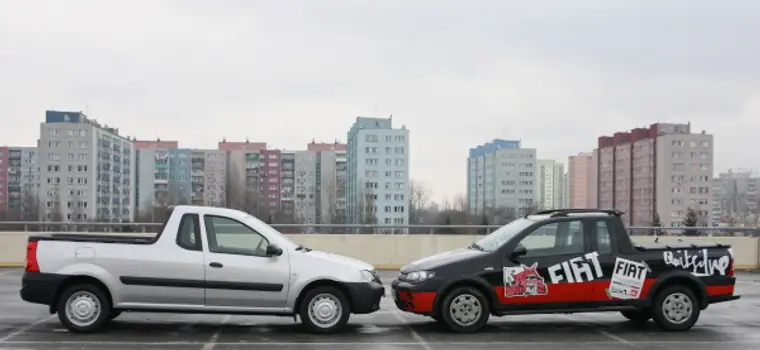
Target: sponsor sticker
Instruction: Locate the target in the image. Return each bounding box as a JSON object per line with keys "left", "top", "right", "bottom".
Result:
{"left": 607, "top": 257, "right": 647, "bottom": 300}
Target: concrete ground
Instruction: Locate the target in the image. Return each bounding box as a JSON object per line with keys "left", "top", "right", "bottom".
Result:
{"left": 1, "top": 269, "right": 759, "bottom": 350}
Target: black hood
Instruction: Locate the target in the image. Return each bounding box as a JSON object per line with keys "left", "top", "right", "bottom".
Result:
{"left": 400, "top": 248, "right": 486, "bottom": 273}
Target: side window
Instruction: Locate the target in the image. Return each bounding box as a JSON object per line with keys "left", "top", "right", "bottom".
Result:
{"left": 595, "top": 220, "right": 612, "bottom": 255}
{"left": 176, "top": 214, "right": 201, "bottom": 251}
{"left": 517, "top": 220, "right": 585, "bottom": 258}
{"left": 203, "top": 215, "right": 269, "bottom": 257}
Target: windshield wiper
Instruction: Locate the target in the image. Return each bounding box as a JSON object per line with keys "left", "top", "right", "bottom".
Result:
{"left": 295, "top": 245, "right": 312, "bottom": 252}
{"left": 468, "top": 242, "right": 484, "bottom": 251}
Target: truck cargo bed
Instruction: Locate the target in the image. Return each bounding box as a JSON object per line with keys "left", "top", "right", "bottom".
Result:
{"left": 28, "top": 233, "right": 158, "bottom": 244}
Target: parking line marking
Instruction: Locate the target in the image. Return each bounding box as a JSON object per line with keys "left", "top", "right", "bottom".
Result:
{"left": 391, "top": 311, "right": 431, "bottom": 350}
{"left": 201, "top": 315, "right": 230, "bottom": 350}
{"left": 3, "top": 340, "right": 760, "bottom": 345}
{"left": 0, "top": 315, "right": 56, "bottom": 343}
{"left": 598, "top": 330, "right": 635, "bottom": 348}
{"left": 0, "top": 269, "right": 20, "bottom": 277}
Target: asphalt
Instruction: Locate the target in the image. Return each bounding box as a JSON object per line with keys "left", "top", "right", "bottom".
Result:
{"left": 1, "top": 269, "right": 759, "bottom": 350}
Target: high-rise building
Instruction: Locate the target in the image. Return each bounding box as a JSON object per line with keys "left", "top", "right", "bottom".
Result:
{"left": 346, "top": 116, "right": 409, "bottom": 230}
{"left": 221, "top": 141, "right": 281, "bottom": 219}
{"left": 39, "top": 110, "right": 136, "bottom": 222}
{"left": 568, "top": 151, "right": 598, "bottom": 209}
{"left": 280, "top": 151, "right": 295, "bottom": 220}
{"left": 293, "top": 150, "right": 317, "bottom": 224}
{"left": 535, "top": 159, "right": 565, "bottom": 210}
{"left": 0, "top": 147, "right": 7, "bottom": 210}
{"left": 134, "top": 140, "right": 187, "bottom": 214}
{"left": 467, "top": 139, "right": 536, "bottom": 215}
{"left": 597, "top": 123, "right": 713, "bottom": 227}
{"left": 712, "top": 169, "right": 759, "bottom": 226}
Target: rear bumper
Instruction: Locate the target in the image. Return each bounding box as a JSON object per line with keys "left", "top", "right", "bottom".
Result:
{"left": 20, "top": 272, "right": 66, "bottom": 306}
{"left": 344, "top": 281, "right": 385, "bottom": 314}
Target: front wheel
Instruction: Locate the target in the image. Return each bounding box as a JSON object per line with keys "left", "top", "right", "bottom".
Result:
{"left": 440, "top": 286, "right": 490, "bottom": 333}
{"left": 652, "top": 285, "right": 700, "bottom": 331}
{"left": 56, "top": 284, "right": 111, "bottom": 333}
{"left": 299, "top": 286, "right": 351, "bottom": 334}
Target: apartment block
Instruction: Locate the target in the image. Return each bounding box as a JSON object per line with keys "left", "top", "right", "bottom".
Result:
{"left": 0, "top": 147, "right": 6, "bottom": 209}
{"left": 280, "top": 152, "right": 295, "bottom": 219}
{"left": 346, "top": 116, "right": 410, "bottom": 229}
{"left": 39, "top": 110, "right": 136, "bottom": 222}
{"left": 597, "top": 123, "right": 713, "bottom": 228}
{"left": 221, "top": 141, "right": 281, "bottom": 219}
{"left": 467, "top": 139, "right": 536, "bottom": 215}
{"left": 134, "top": 140, "right": 191, "bottom": 213}
{"left": 293, "top": 150, "right": 317, "bottom": 224}
{"left": 568, "top": 151, "right": 598, "bottom": 208}
{"left": 712, "top": 169, "right": 759, "bottom": 226}
{"left": 536, "top": 159, "right": 565, "bottom": 210}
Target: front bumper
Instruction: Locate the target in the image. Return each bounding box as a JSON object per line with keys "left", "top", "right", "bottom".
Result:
{"left": 390, "top": 279, "right": 437, "bottom": 315}
{"left": 344, "top": 281, "right": 385, "bottom": 314}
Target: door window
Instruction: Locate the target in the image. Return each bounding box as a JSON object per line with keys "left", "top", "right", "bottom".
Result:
{"left": 203, "top": 215, "right": 269, "bottom": 257}
{"left": 595, "top": 220, "right": 612, "bottom": 254}
{"left": 176, "top": 213, "right": 201, "bottom": 251}
{"left": 516, "top": 220, "right": 585, "bottom": 258}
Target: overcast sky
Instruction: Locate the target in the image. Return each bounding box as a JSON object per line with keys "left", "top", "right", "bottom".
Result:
{"left": 1, "top": 0, "right": 759, "bottom": 202}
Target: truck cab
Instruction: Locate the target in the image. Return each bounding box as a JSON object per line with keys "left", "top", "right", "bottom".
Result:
{"left": 21, "top": 205, "right": 385, "bottom": 334}
{"left": 391, "top": 209, "right": 739, "bottom": 333}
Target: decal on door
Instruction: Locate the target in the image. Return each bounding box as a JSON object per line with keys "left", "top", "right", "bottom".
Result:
{"left": 606, "top": 257, "right": 647, "bottom": 299}
{"left": 503, "top": 263, "right": 548, "bottom": 297}
{"left": 663, "top": 249, "right": 730, "bottom": 277}
{"left": 547, "top": 251, "right": 604, "bottom": 284}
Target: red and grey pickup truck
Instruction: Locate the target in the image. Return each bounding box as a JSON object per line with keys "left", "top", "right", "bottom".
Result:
{"left": 391, "top": 209, "right": 739, "bottom": 333}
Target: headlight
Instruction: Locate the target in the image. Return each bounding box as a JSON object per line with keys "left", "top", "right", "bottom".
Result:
{"left": 405, "top": 270, "right": 435, "bottom": 284}
{"left": 359, "top": 270, "right": 377, "bottom": 283}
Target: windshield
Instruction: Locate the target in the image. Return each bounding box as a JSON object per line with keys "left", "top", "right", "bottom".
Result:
{"left": 241, "top": 214, "right": 299, "bottom": 248}
{"left": 473, "top": 218, "right": 535, "bottom": 252}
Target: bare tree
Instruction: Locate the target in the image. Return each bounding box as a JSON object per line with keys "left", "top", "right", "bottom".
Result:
{"left": 20, "top": 189, "right": 40, "bottom": 222}
{"left": 321, "top": 181, "right": 345, "bottom": 233}
{"left": 355, "top": 182, "right": 377, "bottom": 233}
{"left": 409, "top": 179, "right": 431, "bottom": 225}
{"left": 225, "top": 163, "right": 245, "bottom": 210}
{"left": 168, "top": 183, "right": 190, "bottom": 206}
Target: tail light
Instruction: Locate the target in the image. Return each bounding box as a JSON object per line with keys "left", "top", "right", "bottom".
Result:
{"left": 25, "top": 241, "right": 39, "bottom": 273}
{"left": 728, "top": 255, "right": 735, "bottom": 277}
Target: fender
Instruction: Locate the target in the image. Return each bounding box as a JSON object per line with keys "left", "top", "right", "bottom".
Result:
{"left": 644, "top": 270, "right": 708, "bottom": 309}
{"left": 432, "top": 274, "right": 500, "bottom": 315}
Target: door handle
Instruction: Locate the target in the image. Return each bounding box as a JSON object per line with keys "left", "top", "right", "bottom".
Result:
{"left": 209, "top": 262, "right": 223, "bottom": 268}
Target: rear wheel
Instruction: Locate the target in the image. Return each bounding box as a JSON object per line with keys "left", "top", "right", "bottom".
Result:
{"left": 440, "top": 286, "right": 490, "bottom": 333}
{"left": 621, "top": 309, "right": 652, "bottom": 323}
{"left": 56, "top": 284, "right": 111, "bottom": 333}
{"left": 652, "top": 285, "right": 700, "bottom": 331}
{"left": 298, "top": 286, "right": 351, "bottom": 334}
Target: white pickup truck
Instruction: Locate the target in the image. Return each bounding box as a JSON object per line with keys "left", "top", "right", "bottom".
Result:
{"left": 20, "top": 205, "right": 385, "bottom": 333}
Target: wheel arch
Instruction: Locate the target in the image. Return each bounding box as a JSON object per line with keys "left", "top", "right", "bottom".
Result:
{"left": 646, "top": 271, "right": 708, "bottom": 309}
{"left": 432, "top": 277, "right": 497, "bottom": 316}
{"left": 51, "top": 275, "right": 114, "bottom": 314}
{"left": 294, "top": 279, "right": 354, "bottom": 314}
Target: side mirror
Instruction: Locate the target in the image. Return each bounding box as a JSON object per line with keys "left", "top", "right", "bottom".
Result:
{"left": 510, "top": 246, "right": 527, "bottom": 260}
{"left": 265, "top": 243, "right": 283, "bottom": 257}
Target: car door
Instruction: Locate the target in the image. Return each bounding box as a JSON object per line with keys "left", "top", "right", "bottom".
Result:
{"left": 118, "top": 213, "right": 206, "bottom": 307}
{"left": 498, "top": 218, "right": 600, "bottom": 308}
{"left": 588, "top": 218, "right": 648, "bottom": 302}
{"left": 201, "top": 214, "right": 291, "bottom": 310}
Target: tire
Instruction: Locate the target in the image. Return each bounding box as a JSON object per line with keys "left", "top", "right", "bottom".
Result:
{"left": 651, "top": 285, "right": 700, "bottom": 331}
{"left": 298, "top": 286, "right": 351, "bottom": 334}
{"left": 439, "top": 286, "right": 490, "bottom": 333}
{"left": 56, "top": 283, "right": 111, "bottom": 333}
{"left": 621, "top": 309, "right": 652, "bottom": 323}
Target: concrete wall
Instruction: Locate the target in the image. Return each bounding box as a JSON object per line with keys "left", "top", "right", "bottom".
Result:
{"left": 0, "top": 232, "right": 758, "bottom": 270}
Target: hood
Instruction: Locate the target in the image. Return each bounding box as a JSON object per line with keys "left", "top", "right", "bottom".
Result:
{"left": 400, "top": 248, "right": 485, "bottom": 273}
{"left": 303, "top": 250, "right": 375, "bottom": 271}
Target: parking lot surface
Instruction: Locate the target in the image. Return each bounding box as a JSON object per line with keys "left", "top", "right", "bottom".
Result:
{"left": 1, "top": 268, "right": 759, "bottom": 349}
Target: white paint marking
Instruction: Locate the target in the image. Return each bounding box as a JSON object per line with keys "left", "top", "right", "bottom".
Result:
{"left": 201, "top": 315, "right": 230, "bottom": 350}
{"left": 0, "top": 315, "right": 55, "bottom": 343}
{"left": 0, "top": 269, "right": 20, "bottom": 277}
{"left": 598, "top": 330, "right": 635, "bottom": 347}
{"left": 391, "top": 310, "right": 431, "bottom": 350}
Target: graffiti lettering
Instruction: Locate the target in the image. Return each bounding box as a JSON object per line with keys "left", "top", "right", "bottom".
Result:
{"left": 663, "top": 249, "right": 729, "bottom": 277}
